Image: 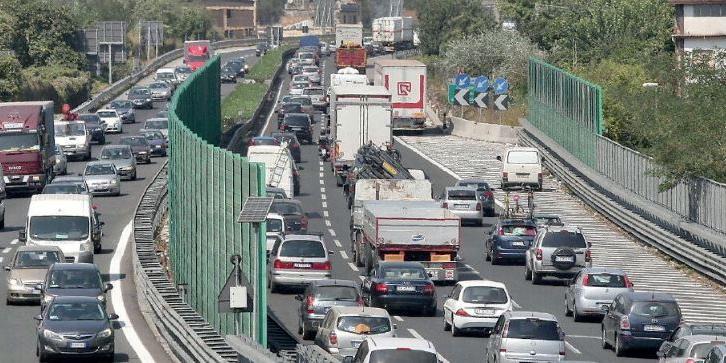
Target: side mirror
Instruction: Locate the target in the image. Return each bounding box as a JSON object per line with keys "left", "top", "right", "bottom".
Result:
{"left": 496, "top": 155, "right": 502, "bottom": 161}
{"left": 3, "top": 266, "right": 10, "bottom": 271}
{"left": 34, "top": 314, "right": 43, "bottom": 321}
{"left": 294, "top": 295, "right": 303, "bottom": 301}
{"left": 109, "top": 313, "right": 119, "bottom": 320}
{"left": 18, "top": 230, "right": 27, "bottom": 242}
{"left": 105, "top": 283, "right": 113, "bottom": 292}
{"left": 393, "top": 324, "right": 398, "bottom": 330}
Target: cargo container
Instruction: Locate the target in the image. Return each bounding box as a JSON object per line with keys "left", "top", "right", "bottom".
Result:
{"left": 335, "top": 23, "right": 363, "bottom": 47}
{"left": 372, "top": 17, "right": 414, "bottom": 52}
{"left": 373, "top": 59, "right": 427, "bottom": 131}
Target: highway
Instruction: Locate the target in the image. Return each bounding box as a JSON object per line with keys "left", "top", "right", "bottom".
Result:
{"left": 0, "top": 47, "right": 254, "bottom": 363}
{"left": 261, "top": 53, "right": 723, "bottom": 363}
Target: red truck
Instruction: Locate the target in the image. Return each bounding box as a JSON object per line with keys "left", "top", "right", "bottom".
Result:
{"left": 0, "top": 101, "right": 55, "bottom": 194}
{"left": 336, "top": 44, "right": 367, "bottom": 73}
{"left": 183, "top": 40, "right": 212, "bottom": 71}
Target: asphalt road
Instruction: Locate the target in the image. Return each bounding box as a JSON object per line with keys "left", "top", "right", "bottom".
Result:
{"left": 264, "top": 54, "right": 657, "bottom": 363}
{"left": 0, "top": 48, "right": 254, "bottom": 363}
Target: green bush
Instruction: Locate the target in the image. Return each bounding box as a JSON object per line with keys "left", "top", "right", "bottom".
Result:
{"left": 19, "top": 65, "right": 92, "bottom": 111}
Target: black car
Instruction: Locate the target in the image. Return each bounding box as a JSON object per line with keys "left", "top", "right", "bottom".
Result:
{"left": 485, "top": 219, "right": 538, "bottom": 264}
{"left": 281, "top": 113, "right": 313, "bottom": 144}
{"left": 220, "top": 67, "right": 237, "bottom": 83}
{"left": 296, "top": 279, "right": 363, "bottom": 339}
{"left": 127, "top": 87, "right": 154, "bottom": 109}
{"left": 77, "top": 114, "right": 106, "bottom": 144}
{"left": 602, "top": 291, "right": 682, "bottom": 357}
{"left": 35, "top": 296, "right": 118, "bottom": 361}
{"left": 120, "top": 136, "right": 152, "bottom": 164}
{"left": 108, "top": 100, "right": 136, "bottom": 123}
{"left": 271, "top": 132, "right": 302, "bottom": 163}
{"left": 269, "top": 199, "right": 307, "bottom": 233}
{"left": 224, "top": 60, "right": 245, "bottom": 77}
{"left": 361, "top": 261, "right": 436, "bottom": 316}
{"left": 40, "top": 263, "right": 113, "bottom": 311}
{"left": 256, "top": 42, "right": 268, "bottom": 56}
{"left": 277, "top": 102, "right": 303, "bottom": 122}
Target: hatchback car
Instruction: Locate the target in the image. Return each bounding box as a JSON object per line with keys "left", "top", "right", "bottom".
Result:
{"left": 96, "top": 109, "right": 123, "bottom": 134}
{"left": 601, "top": 291, "right": 682, "bottom": 356}
{"left": 77, "top": 113, "right": 107, "bottom": 143}
{"left": 443, "top": 280, "right": 512, "bottom": 337}
{"left": 39, "top": 263, "right": 113, "bottom": 310}
{"left": 108, "top": 99, "right": 136, "bottom": 123}
{"left": 269, "top": 199, "right": 307, "bottom": 233}
{"left": 120, "top": 136, "right": 152, "bottom": 164}
{"left": 148, "top": 81, "right": 173, "bottom": 101}
{"left": 485, "top": 218, "right": 538, "bottom": 264}
{"left": 82, "top": 162, "right": 121, "bottom": 196}
{"left": 128, "top": 86, "right": 153, "bottom": 109}
{"left": 271, "top": 132, "right": 302, "bottom": 163}
{"left": 281, "top": 113, "right": 313, "bottom": 144}
{"left": 297, "top": 280, "right": 364, "bottom": 340}
{"left": 455, "top": 178, "right": 496, "bottom": 216}
{"left": 301, "top": 66, "right": 321, "bottom": 84}
{"left": 35, "top": 296, "right": 118, "bottom": 361}
{"left": 5, "top": 246, "right": 64, "bottom": 304}
{"left": 442, "top": 186, "right": 484, "bottom": 225}
{"left": 667, "top": 323, "right": 726, "bottom": 344}
{"left": 525, "top": 225, "right": 592, "bottom": 283}
{"left": 658, "top": 335, "right": 726, "bottom": 363}
{"left": 288, "top": 96, "right": 315, "bottom": 116}
{"left": 361, "top": 261, "right": 436, "bottom": 316}
{"left": 51, "top": 176, "right": 89, "bottom": 194}
{"left": 42, "top": 182, "right": 86, "bottom": 195}
{"left": 343, "top": 337, "right": 438, "bottom": 363}
{"left": 289, "top": 81, "right": 307, "bottom": 95}
{"left": 141, "top": 130, "right": 168, "bottom": 156}
{"left": 141, "top": 118, "right": 169, "bottom": 138}
{"left": 98, "top": 145, "right": 137, "bottom": 180}
{"left": 565, "top": 267, "right": 634, "bottom": 321}
{"left": 315, "top": 306, "right": 395, "bottom": 357}
{"left": 267, "top": 234, "right": 333, "bottom": 292}
{"left": 486, "top": 311, "right": 566, "bottom": 363}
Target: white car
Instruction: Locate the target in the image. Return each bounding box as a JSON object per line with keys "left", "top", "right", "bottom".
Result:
{"left": 266, "top": 213, "right": 285, "bottom": 252}
{"left": 497, "top": 147, "right": 543, "bottom": 191}
{"left": 342, "top": 337, "right": 438, "bottom": 363}
{"left": 442, "top": 280, "right": 513, "bottom": 336}
{"left": 96, "top": 109, "right": 123, "bottom": 134}
{"left": 289, "top": 81, "right": 307, "bottom": 96}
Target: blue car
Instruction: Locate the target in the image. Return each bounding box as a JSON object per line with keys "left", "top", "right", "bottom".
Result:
{"left": 485, "top": 219, "right": 538, "bottom": 264}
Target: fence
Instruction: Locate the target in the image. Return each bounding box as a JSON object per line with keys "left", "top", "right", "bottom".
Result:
{"left": 168, "top": 55, "right": 268, "bottom": 344}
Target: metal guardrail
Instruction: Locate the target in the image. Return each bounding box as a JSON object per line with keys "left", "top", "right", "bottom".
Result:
{"left": 296, "top": 345, "right": 343, "bottom": 363}
{"left": 519, "top": 121, "right": 726, "bottom": 285}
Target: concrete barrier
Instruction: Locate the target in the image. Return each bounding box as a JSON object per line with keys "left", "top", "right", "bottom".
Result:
{"left": 448, "top": 116, "right": 520, "bottom": 144}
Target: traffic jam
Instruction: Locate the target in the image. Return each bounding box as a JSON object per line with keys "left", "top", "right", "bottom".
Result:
{"left": 260, "top": 25, "right": 726, "bottom": 363}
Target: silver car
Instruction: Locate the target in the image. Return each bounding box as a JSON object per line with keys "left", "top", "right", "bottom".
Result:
{"left": 267, "top": 234, "right": 333, "bottom": 292}
{"left": 148, "top": 81, "right": 172, "bottom": 101}
{"left": 83, "top": 161, "right": 121, "bottom": 196}
{"left": 141, "top": 118, "right": 169, "bottom": 138}
{"left": 5, "top": 246, "right": 65, "bottom": 304}
{"left": 525, "top": 225, "right": 592, "bottom": 284}
{"left": 296, "top": 280, "right": 364, "bottom": 340}
{"left": 303, "top": 87, "right": 327, "bottom": 110}
{"left": 98, "top": 145, "right": 137, "bottom": 180}
{"left": 442, "top": 186, "right": 484, "bottom": 225}
{"left": 658, "top": 335, "right": 726, "bottom": 363}
{"left": 52, "top": 145, "right": 67, "bottom": 176}
{"left": 564, "top": 267, "right": 634, "bottom": 321}
{"left": 314, "top": 306, "right": 395, "bottom": 357}
{"left": 301, "top": 66, "right": 321, "bottom": 85}
{"left": 486, "top": 311, "right": 566, "bottom": 363}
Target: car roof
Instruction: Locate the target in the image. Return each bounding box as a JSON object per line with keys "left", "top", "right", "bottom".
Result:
{"left": 542, "top": 224, "right": 582, "bottom": 233}
{"left": 310, "top": 279, "right": 359, "bottom": 288}
{"left": 365, "top": 337, "right": 436, "bottom": 352}
{"left": 145, "top": 118, "right": 168, "bottom": 123}
{"left": 50, "top": 295, "right": 103, "bottom": 304}
{"left": 677, "top": 335, "right": 726, "bottom": 344}
{"left": 446, "top": 186, "right": 478, "bottom": 192}
{"left": 456, "top": 280, "right": 508, "bottom": 289}
{"left": 86, "top": 161, "right": 118, "bottom": 167}
{"left": 331, "top": 306, "right": 389, "bottom": 317}
{"left": 273, "top": 199, "right": 302, "bottom": 205}
{"left": 506, "top": 146, "right": 539, "bottom": 152}
{"left": 505, "top": 311, "right": 558, "bottom": 321}
{"left": 498, "top": 219, "right": 537, "bottom": 226}
{"left": 580, "top": 267, "right": 626, "bottom": 275}
{"left": 102, "top": 144, "right": 132, "bottom": 150}
{"left": 266, "top": 212, "right": 284, "bottom": 220}
{"left": 285, "top": 113, "right": 309, "bottom": 118}
{"left": 377, "top": 261, "right": 426, "bottom": 269}
{"left": 457, "top": 179, "right": 490, "bottom": 184}
{"left": 16, "top": 245, "right": 63, "bottom": 253}
{"left": 52, "top": 176, "right": 85, "bottom": 183}
{"left": 28, "top": 194, "right": 90, "bottom": 216}
{"left": 49, "top": 263, "right": 98, "bottom": 271}
{"left": 284, "top": 233, "right": 324, "bottom": 242}
{"left": 623, "top": 291, "right": 677, "bottom": 302}
{"left": 96, "top": 109, "right": 117, "bottom": 113}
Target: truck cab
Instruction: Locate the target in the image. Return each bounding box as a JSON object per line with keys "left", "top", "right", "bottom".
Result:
{"left": 183, "top": 40, "right": 211, "bottom": 71}
{"left": 54, "top": 120, "right": 91, "bottom": 161}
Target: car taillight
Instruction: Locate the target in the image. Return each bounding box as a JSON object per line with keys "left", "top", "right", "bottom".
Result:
{"left": 374, "top": 283, "right": 388, "bottom": 294}
{"left": 499, "top": 348, "right": 507, "bottom": 353}
{"left": 582, "top": 274, "right": 590, "bottom": 286}
{"left": 624, "top": 275, "right": 634, "bottom": 288}
{"left": 442, "top": 202, "right": 448, "bottom": 208}
{"left": 423, "top": 283, "right": 435, "bottom": 295}
{"left": 442, "top": 262, "right": 456, "bottom": 270}
{"left": 312, "top": 261, "right": 331, "bottom": 270}
{"left": 306, "top": 295, "right": 315, "bottom": 313}
{"left": 498, "top": 228, "right": 505, "bottom": 236}
{"left": 301, "top": 216, "right": 308, "bottom": 229}
{"left": 559, "top": 350, "right": 566, "bottom": 356}
{"left": 585, "top": 249, "right": 592, "bottom": 262}
{"left": 328, "top": 332, "right": 337, "bottom": 346}
{"left": 455, "top": 309, "right": 470, "bottom": 317}
{"left": 685, "top": 359, "right": 695, "bottom": 363}
{"left": 273, "top": 259, "right": 294, "bottom": 269}
{"left": 535, "top": 248, "right": 543, "bottom": 261}
{"left": 619, "top": 315, "right": 631, "bottom": 330}
{"left": 476, "top": 203, "right": 482, "bottom": 211}
{"left": 291, "top": 143, "right": 299, "bottom": 149}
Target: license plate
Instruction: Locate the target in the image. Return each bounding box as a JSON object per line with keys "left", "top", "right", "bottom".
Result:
{"left": 32, "top": 289, "right": 40, "bottom": 294}
{"left": 555, "top": 256, "right": 574, "bottom": 262}
{"left": 70, "top": 342, "right": 86, "bottom": 348}
{"left": 512, "top": 241, "right": 525, "bottom": 247}
{"left": 516, "top": 173, "right": 530, "bottom": 176}
{"left": 476, "top": 309, "right": 495, "bottom": 316}
{"left": 293, "top": 263, "right": 311, "bottom": 268}
{"left": 644, "top": 324, "right": 665, "bottom": 332}
{"left": 454, "top": 204, "right": 469, "bottom": 209}
{"left": 397, "top": 286, "right": 415, "bottom": 292}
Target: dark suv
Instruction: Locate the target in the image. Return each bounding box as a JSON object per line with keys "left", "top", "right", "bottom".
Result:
{"left": 281, "top": 113, "right": 313, "bottom": 144}
{"left": 601, "top": 291, "right": 682, "bottom": 357}
{"left": 78, "top": 114, "right": 106, "bottom": 144}
{"left": 485, "top": 219, "right": 538, "bottom": 264}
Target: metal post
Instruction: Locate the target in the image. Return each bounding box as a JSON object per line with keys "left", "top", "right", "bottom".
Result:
{"left": 138, "top": 22, "right": 142, "bottom": 70}
{"left": 250, "top": 223, "right": 258, "bottom": 341}
{"left": 155, "top": 26, "right": 159, "bottom": 58}
{"left": 108, "top": 44, "right": 112, "bottom": 84}
{"left": 147, "top": 25, "right": 151, "bottom": 61}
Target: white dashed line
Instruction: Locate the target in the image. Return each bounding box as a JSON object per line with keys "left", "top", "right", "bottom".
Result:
{"left": 325, "top": 220, "right": 331, "bottom": 227}
{"left": 1, "top": 247, "right": 10, "bottom": 254}
{"left": 10, "top": 239, "right": 18, "bottom": 245}
{"left": 334, "top": 239, "right": 342, "bottom": 248}
{"left": 319, "top": 172, "right": 324, "bottom": 178}
{"left": 319, "top": 179, "right": 324, "bottom": 185}
{"left": 393, "top": 315, "right": 404, "bottom": 322}
{"left": 0, "top": 257, "right": 3, "bottom": 264}
{"left": 319, "top": 166, "right": 324, "bottom": 171}
{"left": 322, "top": 201, "right": 328, "bottom": 208}
{"left": 328, "top": 229, "right": 336, "bottom": 237}
{"left": 321, "top": 194, "right": 327, "bottom": 200}
{"left": 347, "top": 262, "right": 359, "bottom": 271}
{"left": 319, "top": 161, "right": 324, "bottom": 166}
{"left": 407, "top": 328, "right": 424, "bottom": 339}
{"left": 320, "top": 187, "right": 326, "bottom": 193}
{"left": 565, "top": 341, "right": 582, "bottom": 355}
{"left": 340, "top": 250, "right": 349, "bottom": 259}
{"left": 464, "top": 264, "right": 480, "bottom": 274}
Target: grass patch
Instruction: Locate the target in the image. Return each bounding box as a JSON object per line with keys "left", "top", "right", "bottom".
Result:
{"left": 247, "top": 45, "right": 294, "bottom": 83}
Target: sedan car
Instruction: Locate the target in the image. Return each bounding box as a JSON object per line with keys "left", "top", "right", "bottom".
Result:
{"left": 148, "top": 81, "right": 173, "bottom": 101}
{"left": 127, "top": 86, "right": 154, "bottom": 109}
{"left": 277, "top": 102, "right": 303, "bottom": 122}
{"left": 485, "top": 218, "right": 538, "bottom": 264}
{"left": 303, "top": 87, "right": 327, "bottom": 110}
{"left": 248, "top": 136, "right": 280, "bottom": 147}
{"left": 271, "top": 132, "right": 302, "bottom": 163}
{"left": 301, "top": 66, "right": 321, "bottom": 85}
{"left": 77, "top": 113, "right": 107, "bottom": 143}
{"left": 220, "top": 67, "right": 237, "bottom": 83}
{"left": 98, "top": 145, "right": 137, "bottom": 180}
{"left": 267, "top": 234, "right": 332, "bottom": 292}
{"left": 269, "top": 199, "right": 307, "bottom": 233}
{"left": 455, "top": 178, "right": 496, "bottom": 216}
{"left": 96, "top": 109, "right": 123, "bottom": 134}
{"left": 120, "top": 136, "right": 152, "bottom": 164}
{"left": 442, "top": 186, "right": 484, "bottom": 225}
{"left": 108, "top": 100, "right": 136, "bottom": 123}
{"left": 40, "top": 263, "right": 113, "bottom": 310}
{"left": 52, "top": 145, "right": 68, "bottom": 176}
{"left": 141, "top": 118, "right": 169, "bottom": 138}
{"left": 565, "top": 267, "right": 634, "bottom": 321}
{"left": 42, "top": 182, "right": 86, "bottom": 195}
{"left": 174, "top": 65, "right": 193, "bottom": 82}
{"left": 361, "top": 261, "right": 436, "bottom": 316}
{"left": 82, "top": 161, "right": 121, "bottom": 196}
{"left": 288, "top": 96, "right": 314, "bottom": 116}
{"left": 297, "top": 280, "right": 364, "bottom": 339}
{"left": 35, "top": 296, "right": 118, "bottom": 361}
{"left": 141, "top": 130, "right": 168, "bottom": 157}
{"left": 443, "top": 280, "right": 512, "bottom": 336}
{"left": 315, "top": 306, "right": 395, "bottom": 357}
{"left": 289, "top": 81, "right": 307, "bottom": 95}
{"left": 281, "top": 113, "right": 313, "bottom": 144}
{"left": 5, "top": 246, "right": 64, "bottom": 304}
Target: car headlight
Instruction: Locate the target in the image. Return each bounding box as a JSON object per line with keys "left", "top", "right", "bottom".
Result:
{"left": 97, "top": 295, "right": 106, "bottom": 303}
{"left": 80, "top": 243, "right": 93, "bottom": 252}
{"left": 97, "top": 328, "right": 112, "bottom": 339}
{"left": 43, "top": 329, "right": 64, "bottom": 341}
{"left": 43, "top": 295, "right": 55, "bottom": 304}
{"left": 110, "top": 179, "right": 119, "bottom": 184}
{"left": 8, "top": 278, "right": 21, "bottom": 286}
{"left": 146, "top": 98, "right": 152, "bottom": 102}
{"left": 138, "top": 151, "right": 147, "bottom": 155}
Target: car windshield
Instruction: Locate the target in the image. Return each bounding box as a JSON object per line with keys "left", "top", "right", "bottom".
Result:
{"left": 149, "top": 83, "right": 167, "bottom": 89}
{"left": 381, "top": 267, "right": 427, "bottom": 280}
{"left": 507, "top": 151, "right": 539, "bottom": 164}
{"left": 142, "top": 131, "right": 164, "bottom": 140}
{"left": 458, "top": 182, "right": 489, "bottom": 191}
{"left": 97, "top": 111, "right": 117, "bottom": 118}
{"left": 267, "top": 218, "right": 283, "bottom": 232}
{"left": 48, "top": 269, "right": 102, "bottom": 289}
{"left": 54, "top": 123, "right": 85, "bottom": 137}
{"left": 299, "top": 53, "right": 314, "bottom": 60}
{"left": 462, "top": 286, "right": 509, "bottom": 304}
{"left": 282, "top": 103, "right": 302, "bottom": 112}
{"left": 501, "top": 225, "right": 537, "bottom": 236}
{"left": 304, "top": 89, "right": 324, "bottom": 96}
{"left": 505, "top": 318, "right": 561, "bottom": 340}
{"left": 43, "top": 184, "right": 81, "bottom": 194}
{"left": 630, "top": 301, "right": 680, "bottom": 318}
{"left": 110, "top": 101, "right": 132, "bottom": 109}
{"left": 541, "top": 231, "right": 587, "bottom": 248}
{"left": 315, "top": 286, "right": 359, "bottom": 301}
{"left": 368, "top": 350, "right": 437, "bottom": 363}
{"left": 29, "top": 216, "right": 89, "bottom": 241}
{"left": 292, "top": 83, "right": 307, "bottom": 89}
{"left": 145, "top": 120, "right": 168, "bottom": 129}
{"left": 252, "top": 137, "right": 278, "bottom": 145}
{"left": 691, "top": 342, "right": 724, "bottom": 359}
{"left": 79, "top": 114, "right": 102, "bottom": 124}
{"left": 47, "top": 302, "right": 105, "bottom": 321}
{"left": 291, "top": 97, "right": 312, "bottom": 105}
{"left": 279, "top": 240, "right": 325, "bottom": 258}
{"left": 85, "top": 164, "right": 116, "bottom": 175}
{"left": 270, "top": 202, "right": 302, "bottom": 215}
{"left": 122, "top": 137, "right": 148, "bottom": 146}
{"left": 294, "top": 75, "right": 310, "bottom": 82}
{"left": 337, "top": 316, "right": 390, "bottom": 334}
{"left": 14, "top": 250, "right": 61, "bottom": 268}
{"left": 586, "top": 273, "right": 627, "bottom": 287}
{"left": 447, "top": 190, "right": 476, "bottom": 200}
{"left": 157, "top": 73, "right": 175, "bottom": 80}
{"left": 285, "top": 116, "right": 309, "bottom": 126}
{"left": 101, "top": 148, "right": 132, "bottom": 160}
{"left": 130, "top": 88, "right": 150, "bottom": 96}
{"left": 0, "top": 133, "right": 39, "bottom": 152}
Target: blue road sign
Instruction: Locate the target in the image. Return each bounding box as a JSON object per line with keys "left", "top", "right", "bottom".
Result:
{"left": 494, "top": 77, "right": 509, "bottom": 95}
{"left": 474, "top": 76, "right": 490, "bottom": 93}
{"left": 455, "top": 74, "right": 470, "bottom": 89}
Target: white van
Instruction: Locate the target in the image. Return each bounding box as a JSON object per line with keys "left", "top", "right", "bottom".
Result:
{"left": 155, "top": 68, "right": 179, "bottom": 86}
{"left": 247, "top": 145, "right": 295, "bottom": 198}
{"left": 498, "top": 147, "right": 543, "bottom": 190}
{"left": 21, "top": 194, "right": 102, "bottom": 263}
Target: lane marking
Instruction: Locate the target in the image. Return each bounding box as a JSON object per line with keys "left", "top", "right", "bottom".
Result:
{"left": 319, "top": 179, "right": 324, "bottom": 185}
{"left": 565, "top": 341, "right": 582, "bottom": 355}
{"left": 111, "top": 221, "right": 157, "bottom": 363}
{"left": 464, "top": 263, "right": 480, "bottom": 275}
{"left": 319, "top": 172, "right": 324, "bottom": 178}
{"left": 322, "top": 201, "right": 328, "bottom": 208}
{"left": 333, "top": 239, "right": 342, "bottom": 248}
{"left": 0, "top": 257, "right": 3, "bottom": 264}
{"left": 323, "top": 210, "right": 329, "bottom": 217}
{"left": 325, "top": 220, "right": 331, "bottom": 227}
{"left": 408, "top": 328, "right": 424, "bottom": 339}
{"left": 321, "top": 194, "right": 327, "bottom": 200}
{"left": 10, "top": 239, "right": 18, "bottom": 245}
{"left": 328, "top": 229, "right": 336, "bottom": 237}
{"left": 347, "top": 262, "right": 359, "bottom": 271}
{"left": 259, "top": 76, "right": 284, "bottom": 136}
{"left": 320, "top": 187, "right": 326, "bottom": 193}
{"left": 319, "top": 161, "right": 323, "bottom": 166}
{"left": 393, "top": 315, "right": 403, "bottom": 322}
{"left": 1, "top": 247, "right": 10, "bottom": 254}
{"left": 340, "top": 250, "right": 349, "bottom": 259}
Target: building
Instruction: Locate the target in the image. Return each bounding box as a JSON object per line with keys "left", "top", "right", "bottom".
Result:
{"left": 670, "top": 0, "right": 726, "bottom": 57}
{"left": 203, "top": 0, "right": 256, "bottom": 38}
{"left": 338, "top": 2, "right": 361, "bottom": 24}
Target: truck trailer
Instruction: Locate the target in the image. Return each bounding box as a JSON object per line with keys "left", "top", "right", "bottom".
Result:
{"left": 373, "top": 59, "right": 427, "bottom": 131}
{"left": 372, "top": 17, "right": 414, "bottom": 52}
{"left": 335, "top": 23, "right": 363, "bottom": 47}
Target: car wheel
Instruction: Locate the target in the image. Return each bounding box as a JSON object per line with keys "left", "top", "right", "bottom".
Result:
{"left": 132, "top": 172, "right": 137, "bottom": 181}
{"left": 485, "top": 245, "right": 491, "bottom": 261}
{"left": 38, "top": 344, "right": 49, "bottom": 362}
{"left": 451, "top": 320, "right": 461, "bottom": 337}
{"left": 565, "top": 298, "right": 573, "bottom": 317}
{"left": 268, "top": 278, "right": 278, "bottom": 293}
{"left": 426, "top": 305, "right": 436, "bottom": 317}
{"left": 94, "top": 242, "right": 101, "bottom": 254}
{"left": 524, "top": 264, "right": 532, "bottom": 280}
{"left": 443, "top": 312, "right": 451, "bottom": 331}
{"left": 0, "top": 216, "right": 5, "bottom": 230}
{"left": 615, "top": 334, "right": 626, "bottom": 356}
{"left": 573, "top": 305, "right": 584, "bottom": 322}
{"left": 301, "top": 328, "right": 314, "bottom": 340}
{"left": 532, "top": 271, "right": 542, "bottom": 284}
{"left": 601, "top": 326, "right": 611, "bottom": 349}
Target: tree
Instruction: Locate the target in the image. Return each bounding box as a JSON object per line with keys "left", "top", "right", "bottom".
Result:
{"left": 257, "top": 0, "right": 286, "bottom": 25}
{"left": 170, "top": 6, "right": 213, "bottom": 40}
{"left": 416, "top": 0, "right": 497, "bottom": 55}
{"left": 0, "top": 54, "right": 22, "bottom": 101}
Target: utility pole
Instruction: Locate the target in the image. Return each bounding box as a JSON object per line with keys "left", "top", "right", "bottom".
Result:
{"left": 108, "top": 44, "right": 113, "bottom": 84}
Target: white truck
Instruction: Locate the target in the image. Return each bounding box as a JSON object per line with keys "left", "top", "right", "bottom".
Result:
{"left": 359, "top": 200, "right": 461, "bottom": 281}
{"left": 328, "top": 68, "right": 368, "bottom": 89}
{"left": 247, "top": 145, "right": 296, "bottom": 198}
{"left": 335, "top": 23, "right": 363, "bottom": 47}
{"left": 329, "top": 85, "right": 392, "bottom": 186}
{"left": 372, "top": 16, "right": 414, "bottom": 52}
{"left": 373, "top": 59, "right": 427, "bottom": 131}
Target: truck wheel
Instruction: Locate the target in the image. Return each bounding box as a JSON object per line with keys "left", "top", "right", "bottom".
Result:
{"left": 0, "top": 216, "right": 5, "bottom": 230}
